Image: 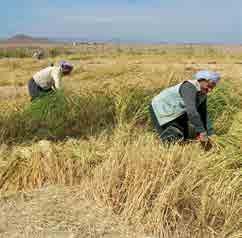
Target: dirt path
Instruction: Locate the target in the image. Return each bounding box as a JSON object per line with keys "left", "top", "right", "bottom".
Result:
{"left": 0, "top": 185, "right": 151, "bottom": 238}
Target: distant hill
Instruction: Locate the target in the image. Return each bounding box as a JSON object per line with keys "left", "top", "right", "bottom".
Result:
{"left": 5, "top": 34, "right": 50, "bottom": 44}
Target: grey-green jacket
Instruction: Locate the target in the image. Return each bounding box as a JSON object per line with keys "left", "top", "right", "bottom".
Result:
{"left": 151, "top": 80, "right": 213, "bottom": 134}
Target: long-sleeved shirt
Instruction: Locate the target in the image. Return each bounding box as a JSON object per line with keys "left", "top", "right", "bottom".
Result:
{"left": 33, "top": 66, "right": 62, "bottom": 90}
{"left": 179, "top": 81, "right": 207, "bottom": 133}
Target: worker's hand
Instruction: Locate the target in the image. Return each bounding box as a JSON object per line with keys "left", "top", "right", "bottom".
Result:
{"left": 196, "top": 132, "right": 208, "bottom": 142}
{"left": 197, "top": 132, "right": 214, "bottom": 151}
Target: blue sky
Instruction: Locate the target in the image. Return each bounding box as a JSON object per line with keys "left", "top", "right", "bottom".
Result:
{"left": 2, "top": 0, "right": 242, "bottom": 43}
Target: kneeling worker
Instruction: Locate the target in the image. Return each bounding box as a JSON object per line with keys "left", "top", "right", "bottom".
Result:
{"left": 149, "top": 70, "right": 220, "bottom": 143}
{"left": 28, "top": 61, "right": 73, "bottom": 101}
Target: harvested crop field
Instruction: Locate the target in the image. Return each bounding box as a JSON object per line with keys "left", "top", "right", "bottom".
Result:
{"left": 0, "top": 44, "right": 241, "bottom": 238}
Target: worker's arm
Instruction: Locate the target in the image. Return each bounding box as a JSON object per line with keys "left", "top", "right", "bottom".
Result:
{"left": 197, "top": 98, "right": 207, "bottom": 130}
{"left": 197, "top": 98, "right": 214, "bottom": 136}
{"left": 179, "top": 82, "right": 206, "bottom": 134}
{"left": 51, "top": 67, "right": 62, "bottom": 90}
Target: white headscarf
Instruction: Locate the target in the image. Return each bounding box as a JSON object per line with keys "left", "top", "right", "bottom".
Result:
{"left": 194, "top": 70, "right": 220, "bottom": 84}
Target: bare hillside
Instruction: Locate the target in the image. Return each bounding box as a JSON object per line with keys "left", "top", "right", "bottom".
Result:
{"left": 6, "top": 34, "right": 50, "bottom": 44}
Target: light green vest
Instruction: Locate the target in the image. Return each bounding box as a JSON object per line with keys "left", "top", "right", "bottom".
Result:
{"left": 151, "top": 80, "right": 206, "bottom": 126}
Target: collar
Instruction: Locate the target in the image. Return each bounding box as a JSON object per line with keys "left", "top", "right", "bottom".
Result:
{"left": 187, "top": 80, "right": 201, "bottom": 91}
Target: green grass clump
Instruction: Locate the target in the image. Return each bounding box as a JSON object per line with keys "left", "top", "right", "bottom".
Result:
{"left": 208, "top": 81, "right": 241, "bottom": 135}
{"left": 216, "top": 111, "right": 242, "bottom": 155}
{"left": 114, "top": 87, "right": 154, "bottom": 125}
{"left": 0, "top": 88, "right": 156, "bottom": 143}
{"left": 0, "top": 91, "right": 115, "bottom": 143}
{"left": 0, "top": 48, "right": 31, "bottom": 58}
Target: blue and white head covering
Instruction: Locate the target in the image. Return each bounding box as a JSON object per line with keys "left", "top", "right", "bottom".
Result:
{"left": 194, "top": 70, "right": 220, "bottom": 84}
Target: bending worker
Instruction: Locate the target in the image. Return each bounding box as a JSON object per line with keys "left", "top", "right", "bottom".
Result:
{"left": 28, "top": 61, "right": 73, "bottom": 101}
{"left": 149, "top": 70, "right": 220, "bottom": 143}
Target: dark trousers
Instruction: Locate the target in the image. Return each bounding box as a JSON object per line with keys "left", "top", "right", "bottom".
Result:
{"left": 28, "top": 78, "right": 53, "bottom": 101}
{"left": 149, "top": 104, "right": 189, "bottom": 142}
